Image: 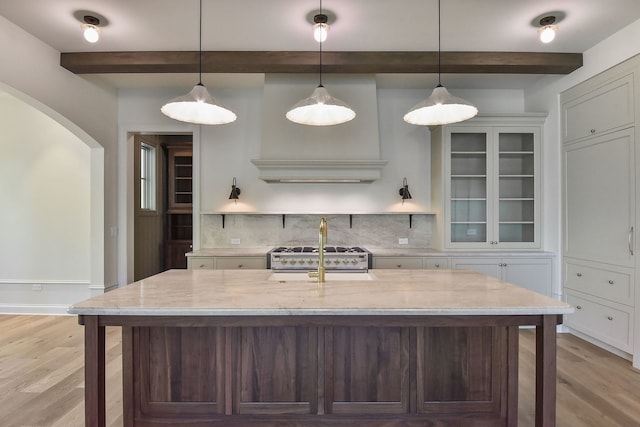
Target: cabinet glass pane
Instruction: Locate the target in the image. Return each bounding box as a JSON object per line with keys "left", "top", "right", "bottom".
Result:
{"left": 499, "top": 200, "right": 534, "bottom": 222}
{"left": 451, "top": 133, "right": 486, "bottom": 152}
{"left": 452, "top": 224, "right": 487, "bottom": 242}
{"left": 451, "top": 154, "right": 486, "bottom": 175}
{"left": 452, "top": 199, "right": 487, "bottom": 222}
{"left": 452, "top": 177, "right": 487, "bottom": 199}
{"left": 499, "top": 177, "right": 534, "bottom": 198}
{"left": 499, "top": 223, "right": 534, "bottom": 242}
{"left": 498, "top": 133, "right": 534, "bottom": 176}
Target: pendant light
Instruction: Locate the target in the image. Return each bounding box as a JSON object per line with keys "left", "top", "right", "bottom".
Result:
{"left": 161, "top": 0, "right": 237, "bottom": 125}
{"left": 404, "top": 0, "right": 477, "bottom": 126}
{"left": 286, "top": 0, "right": 355, "bottom": 126}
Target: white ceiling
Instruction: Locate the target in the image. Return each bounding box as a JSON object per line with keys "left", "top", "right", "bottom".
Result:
{"left": 2, "top": 0, "right": 640, "bottom": 90}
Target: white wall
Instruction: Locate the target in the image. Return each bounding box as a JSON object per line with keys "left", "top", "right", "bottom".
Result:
{"left": 0, "top": 16, "right": 118, "bottom": 297}
{"left": 0, "top": 16, "right": 119, "bottom": 313}
{"left": 0, "top": 93, "right": 91, "bottom": 313}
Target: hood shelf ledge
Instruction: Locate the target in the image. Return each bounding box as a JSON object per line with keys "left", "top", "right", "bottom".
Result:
{"left": 250, "top": 159, "right": 389, "bottom": 183}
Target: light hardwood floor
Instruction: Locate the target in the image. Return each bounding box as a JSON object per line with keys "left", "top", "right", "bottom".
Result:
{"left": 1, "top": 315, "right": 639, "bottom": 427}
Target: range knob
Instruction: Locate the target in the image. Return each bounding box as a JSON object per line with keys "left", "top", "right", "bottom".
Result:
{"left": 351, "top": 259, "right": 358, "bottom": 264}
{"left": 281, "top": 259, "right": 288, "bottom": 264}
{"left": 342, "top": 259, "right": 349, "bottom": 264}
{"left": 333, "top": 260, "right": 340, "bottom": 264}
{"left": 307, "top": 259, "right": 314, "bottom": 264}
{"left": 298, "top": 259, "right": 305, "bottom": 264}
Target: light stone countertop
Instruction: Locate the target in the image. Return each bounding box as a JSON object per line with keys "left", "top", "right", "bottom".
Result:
{"left": 68, "top": 269, "right": 572, "bottom": 317}
{"left": 187, "top": 247, "right": 554, "bottom": 258}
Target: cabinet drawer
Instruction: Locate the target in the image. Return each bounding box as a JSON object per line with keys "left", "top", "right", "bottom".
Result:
{"left": 565, "top": 292, "right": 632, "bottom": 352}
{"left": 424, "top": 258, "right": 449, "bottom": 269}
{"left": 188, "top": 257, "right": 214, "bottom": 270}
{"left": 215, "top": 257, "right": 266, "bottom": 269}
{"left": 562, "top": 74, "right": 634, "bottom": 143}
{"left": 565, "top": 262, "right": 633, "bottom": 305}
{"left": 374, "top": 257, "right": 423, "bottom": 269}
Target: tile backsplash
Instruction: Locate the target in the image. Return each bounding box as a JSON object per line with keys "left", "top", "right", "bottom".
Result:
{"left": 200, "top": 214, "right": 433, "bottom": 249}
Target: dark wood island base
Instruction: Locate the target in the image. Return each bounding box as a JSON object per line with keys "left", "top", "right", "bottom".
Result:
{"left": 81, "top": 314, "right": 561, "bottom": 427}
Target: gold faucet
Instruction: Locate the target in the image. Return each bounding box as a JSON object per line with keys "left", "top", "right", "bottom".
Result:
{"left": 309, "top": 217, "right": 327, "bottom": 283}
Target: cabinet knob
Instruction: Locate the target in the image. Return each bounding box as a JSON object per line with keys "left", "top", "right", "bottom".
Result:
{"left": 396, "top": 264, "right": 402, "bottom": 268}
{"left": 590, "top": 129, "right": 596, "bottom": 134}
{"left": 576, "top": 273, "right": 582, "bottom": 277}
{"left": 607, "top": 316, "right": 614, "bottom": 321}
{"left": 435, "top": 263, "right": 440, "bottom": 268}
{"left": 199, "top": 264, "right": 205, "bottom": 268}
{"left": 608, "top": 280, "right": 614, "bottom": 285}
{"left": 238, "top": 264, "right": 243, "bottom": 268}
{"left": 576, "top": 305, "right": 582, "bottom": 309}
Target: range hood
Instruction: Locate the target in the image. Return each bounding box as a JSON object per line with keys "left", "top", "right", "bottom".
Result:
{"left": 251, "top": 74, "right": 387, "bottom": 183}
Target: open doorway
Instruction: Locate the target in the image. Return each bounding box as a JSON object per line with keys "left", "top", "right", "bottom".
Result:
{"left": 133, "top": 133, "right": 192, "bottom": 280}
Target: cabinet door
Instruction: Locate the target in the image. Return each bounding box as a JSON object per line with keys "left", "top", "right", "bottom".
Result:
{"left": 446, "top": 128, "right": 492, "bottom": 248}
{"left": 563, "top": 129, "right": 635, "bottom": 267}
{"left": 502, "top": 258, "right": 551, "bottom": 296}
{"left": 451, "top": 258, "right": 501, "bottom": 279}
{"left": 495, "top": 128, "right": 540, "bottom": 249}
{"left": 562, "top": 73, "right": 634, "bottom": 143}
{"left": 167, "top": 147, "right": 193, "bottom": 213}
{"left": 188, "top": 257, "right": 215, "bottom": 269}
{"left": 424, "top": 257, "right": 449, "bottom": 269}
{"left": 215, "top": 257, "right": 266, "bottom": 269}
{"left": 374, "top": 257, "right": 423, "bottom": 269}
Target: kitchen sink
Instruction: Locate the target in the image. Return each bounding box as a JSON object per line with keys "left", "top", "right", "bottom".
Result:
{"left": 268, "top": 272, "right": 376, "bottom": 282}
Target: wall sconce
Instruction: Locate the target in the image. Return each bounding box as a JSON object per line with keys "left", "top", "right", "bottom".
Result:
{"left": 398, "top": 177, "right": 412, "bottom": 204}
{"left": 228, "top": 177, "right": 241, "bottom": 203}
{"left": 81, "top": 15, "right": 101, "bottom": 43}
{"left": 538, "top": 16, "right": 557, "bottom": 43}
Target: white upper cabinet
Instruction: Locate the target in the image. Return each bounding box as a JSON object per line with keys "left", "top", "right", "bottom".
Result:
{"left": 562, "top": 73, "right": 634, "bottom": 143}
{"left": 431, "top": 115, "right": 544, "bottom": 250}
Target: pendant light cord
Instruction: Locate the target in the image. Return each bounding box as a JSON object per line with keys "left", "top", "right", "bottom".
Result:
{"left": 319, "top": 0, "right": 323, "bottom": 87}
{"left": 437, "top": 0, "right": 441, "bottom": 85}
{"left": 198, "top": 0, "right": 203, "bottom": 85}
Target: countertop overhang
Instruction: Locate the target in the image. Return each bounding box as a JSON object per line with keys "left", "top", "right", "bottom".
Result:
{"left": 68, "top": 269, "right": 572, "bottom": 317}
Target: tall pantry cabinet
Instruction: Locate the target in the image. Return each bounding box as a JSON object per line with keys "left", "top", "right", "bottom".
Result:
{"left": 561, "top": 55, "right": 640, "bottom": 368}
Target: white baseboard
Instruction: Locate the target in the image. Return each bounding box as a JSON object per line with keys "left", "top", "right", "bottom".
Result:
{"left": 0, "top": 280, "right": 108, "bottom": 315}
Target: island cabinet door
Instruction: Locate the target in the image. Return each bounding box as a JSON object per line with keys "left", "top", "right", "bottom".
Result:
{"left": 416, "top": 326, "right": 513, "bottom": 420}
{"left": 126, "top": 326, "right": 226, "bottom": 421}
{"left": 324, "top": 326, "right": 411, "bottom": 415}
{"left": 232, "top": 326, "right": 318, "bottom": 415}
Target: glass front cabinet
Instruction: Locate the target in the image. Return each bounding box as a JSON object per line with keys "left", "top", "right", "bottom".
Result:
{"left": 431, "top": 115, "right": 544, "bottom": 249}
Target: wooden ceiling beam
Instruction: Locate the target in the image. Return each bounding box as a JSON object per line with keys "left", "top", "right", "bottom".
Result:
{"left": 60, "top": 51, "right": 582, "bottom": 75}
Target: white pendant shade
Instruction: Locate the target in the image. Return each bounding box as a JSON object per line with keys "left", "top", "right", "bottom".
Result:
{"left": 286, "top": 85, "right": 356, "bottom": 126}
{"left": 161, "top": 84, "right": 237, "bottom": 125}
{"left": 403, "top": 85, "right": 478, "bottom": 126}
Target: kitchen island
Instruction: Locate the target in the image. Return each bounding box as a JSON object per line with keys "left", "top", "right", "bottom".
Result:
{"left": 69, "top": 269, "right": 572, "bottom": 427}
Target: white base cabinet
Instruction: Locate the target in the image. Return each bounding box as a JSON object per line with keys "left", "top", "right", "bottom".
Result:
{"left": 451, "top": 257, "right": 552, "bottom": 296}
{"left": 373, "top": 256, "right": 449, "bottom": 270}
{"left": 188, "top": 256, "right": 266, "bottom": 270}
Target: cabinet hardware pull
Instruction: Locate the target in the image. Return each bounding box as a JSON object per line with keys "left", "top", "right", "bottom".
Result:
{"left": 577, "top": 273, "right": 582, "bottom": 277}
{"left": 590, "top": 129, "right": 596, "bottom": 134}
{"left": 607, "top": 316, "right": 613, "bottom": 321}
{"left": 576, "top": 305, "right": 582, "bottom": 309}
{"left": 435, "top": 264, "right": 440, "bottom": 268}
{"left": 396, "top": 264, "right": 402, "bottom": 268}
{"left": 608, "top": 280, "right": 614, "bottom": 285}
{"left": 629, "top": 226, "right": 634, "bottom": 256}
{"left": 238, "top": 264, "right": 243, "bottom": 268}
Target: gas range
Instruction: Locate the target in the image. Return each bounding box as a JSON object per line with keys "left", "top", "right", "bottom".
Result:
{"left": 268, "top": 246, "right": 371, "bottom": 272}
